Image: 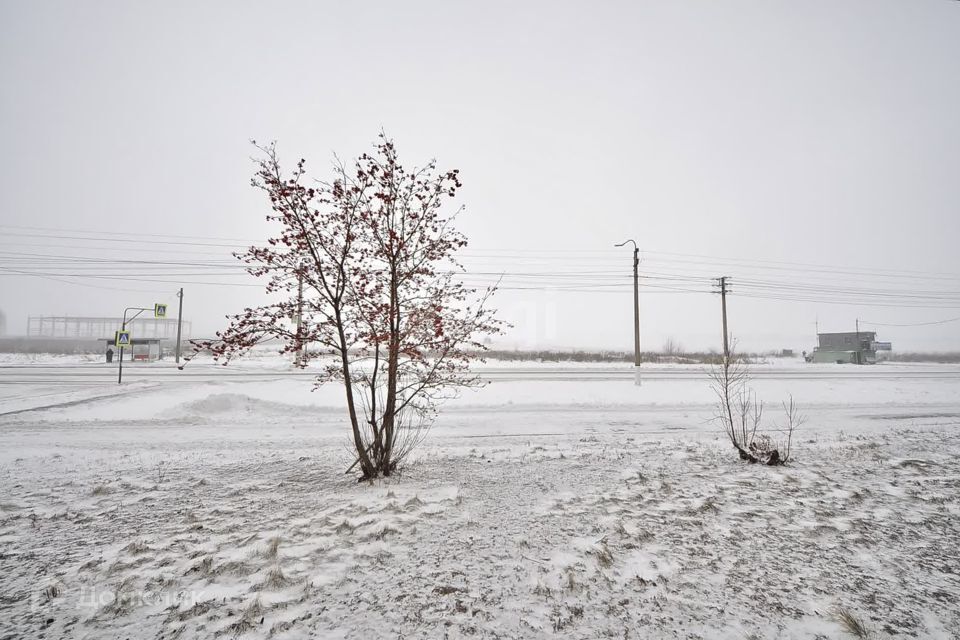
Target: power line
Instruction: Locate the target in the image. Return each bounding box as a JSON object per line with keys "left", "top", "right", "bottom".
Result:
{"left": 0, "top": 267, "right": 267, "bottom": 288}
{"left": 4, "top": 230, "right": 959, "bottom": 316}
{"left": 642, "top": 249, "right": 960, "bottom": 281}
{"left": 6, "top": 225, "right": 957, "bottom": 282}
{"left": 0, "top": 223, "right": 260, "bottom": 244}
{"left": 860, "top": 316, "right": 960, "bottom": 327}
{"left": 1, "top": 231, "right": 250, "bottom": 249}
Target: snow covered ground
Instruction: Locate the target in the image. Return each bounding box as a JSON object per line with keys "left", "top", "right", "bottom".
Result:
{"left": 1, "top": 358, "right": 959, "bottom": 638}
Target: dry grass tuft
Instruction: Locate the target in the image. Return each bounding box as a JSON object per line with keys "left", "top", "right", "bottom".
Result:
{"left": 697, "top": 496, "right": 719, "bottom": 513}
{"left": 186, "top": 556, "right": 213, "bottom": 577}
{"left": 174, "top": 599, "right": 215, "bottom": 622}
{"left": 373, "top": 525, "right": 399, "bottom": 541}
{"left": 261, "top": 565, "right": 291, "bottom": 589}
{"left": 219, "top": 597, "right": 265, "bottom": 637}
{"left": 635, "top": 529, "right": 655, "bottom": 543}
{"left": 432, "top": 584, "right": 466, "bottom": 596}
{"left": 261, "top": 536, "right": 281, "bottom": 559}
{"left": 124, "top": 540, "right": 150, "bottom": 555}
{"left": 334, "top": 520, "right": 355, "bottom": 535}
{"left": 101, "top": 576, "right": 137, "bottom": 617}
{"left": 591, "top": 542, "right": 614, "bottom": 568}
{"left": 79, "top": 557, "right": 103, "bottom": 572}
{"left": 834, "top": 606, "right": 871, "bottom": 639}
{"left": 270, "top": 620, "right": 295, "bottom": 635}
{"left": 403, "top": 495, "right": 425, "bottom": 509}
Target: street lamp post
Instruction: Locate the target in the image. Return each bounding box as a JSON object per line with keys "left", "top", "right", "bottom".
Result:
{"left": 118, "top": 306, "right": 151, "bottom": 384}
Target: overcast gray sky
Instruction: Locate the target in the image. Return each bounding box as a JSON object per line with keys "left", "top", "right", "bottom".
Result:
{"left": 1, "top": 0, "right": 958, "bottom": 352}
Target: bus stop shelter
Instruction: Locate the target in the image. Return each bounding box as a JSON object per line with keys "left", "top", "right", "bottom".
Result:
{"left": 103, "top": 338, "right": 163, "bottom": 362}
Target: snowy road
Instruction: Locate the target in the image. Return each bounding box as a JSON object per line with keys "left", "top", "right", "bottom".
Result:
{"left": 3, "top": 361, "right": 960, "bottom": 382}
{"left": 2, "top": 360, "right": 960, "bottom": 424}
{"left": 2, "top": 361, "right": 960, "bottom": 421}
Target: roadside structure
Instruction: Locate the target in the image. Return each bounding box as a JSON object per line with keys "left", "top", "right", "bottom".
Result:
{"left": 102, "top": 337, "right": 163, "bottom": 362}
{"left": 810, "top": 331, "right": 891, "bottom": 364}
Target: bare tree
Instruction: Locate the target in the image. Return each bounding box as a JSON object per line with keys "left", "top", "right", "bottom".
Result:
{"left": 773, "top": 394, "right": 804, "bottom": 463}
{"left": 662, "top": 337, "right": 683, "bottom": 357}
{"left": 192, "top": 134, "right": 504, "bottom": 479}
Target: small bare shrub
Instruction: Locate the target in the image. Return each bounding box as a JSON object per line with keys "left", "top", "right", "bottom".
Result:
{"left": 42, "top": 581, "right": 63, "bottom": 602}
{"left": 709, "top": 343, "right": 802, "bottom": 465}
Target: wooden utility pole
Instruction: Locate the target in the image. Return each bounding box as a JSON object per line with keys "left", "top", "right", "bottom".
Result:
{"left": 717, "top": 276, "right": 731, "bottom": 359}
{"left": 175, "top": 288, "right": 184, "bottom": 365}
{"left": 631, "top": 245, "right": 640, "bottom": 367}
{"left": 855, "top": 317, "right": 861, "bottom": 365}
{"left": 615, "top": 240, "right": 641, "bottom": 378}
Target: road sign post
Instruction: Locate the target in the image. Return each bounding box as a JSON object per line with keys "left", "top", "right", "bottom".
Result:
{"left": 118, "top": 303, "right": 164, "bottom": 384}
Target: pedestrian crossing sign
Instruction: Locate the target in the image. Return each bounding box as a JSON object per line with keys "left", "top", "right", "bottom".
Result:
{"left": 115, "top": 330, "right": 131, "bottom": 348}
{"left": 154, "top": 303, "right": 167, "bottom": 318}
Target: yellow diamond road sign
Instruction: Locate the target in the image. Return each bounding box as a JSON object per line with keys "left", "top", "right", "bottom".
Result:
{"left": 115, "top": 330, "right": 131, "bottom": 348}
{"left": 154, "top": 303, "right": 167, "bottom": 318}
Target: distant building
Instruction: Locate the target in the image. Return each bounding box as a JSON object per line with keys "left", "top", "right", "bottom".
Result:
{"left": 811, "top": 331, "right": 889, "bottom": 364}
{"left": 27, "top": 316, "right": 189, "bottom": 342}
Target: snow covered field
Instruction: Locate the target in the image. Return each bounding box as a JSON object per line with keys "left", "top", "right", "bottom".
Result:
{"left": 1, "top": 358, "right": 959, "bottom": 639}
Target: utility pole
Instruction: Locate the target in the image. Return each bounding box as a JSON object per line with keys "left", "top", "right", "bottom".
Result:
{"left": 715, "top": 277, "right": 731, "bottom": 360}
{"left": 614, "top": 239, "right": 641, "bottom": 384}
{"left": 175, "top": 288, "right": 184, "bottom": 365}
{"left": 855, "top": 317, "right": 861, "bottom": 365}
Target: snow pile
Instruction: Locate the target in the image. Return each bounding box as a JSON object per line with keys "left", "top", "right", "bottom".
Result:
{"left": 171, "top": 393, "right": 321, "bottom": 421}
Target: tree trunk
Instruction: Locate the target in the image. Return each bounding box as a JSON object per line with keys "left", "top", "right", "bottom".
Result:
{"left": 380, "top": 271, "right": 400, "bottom": 476}
{"left": 336, "top": 313, "right": 375, "bottom": 478}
